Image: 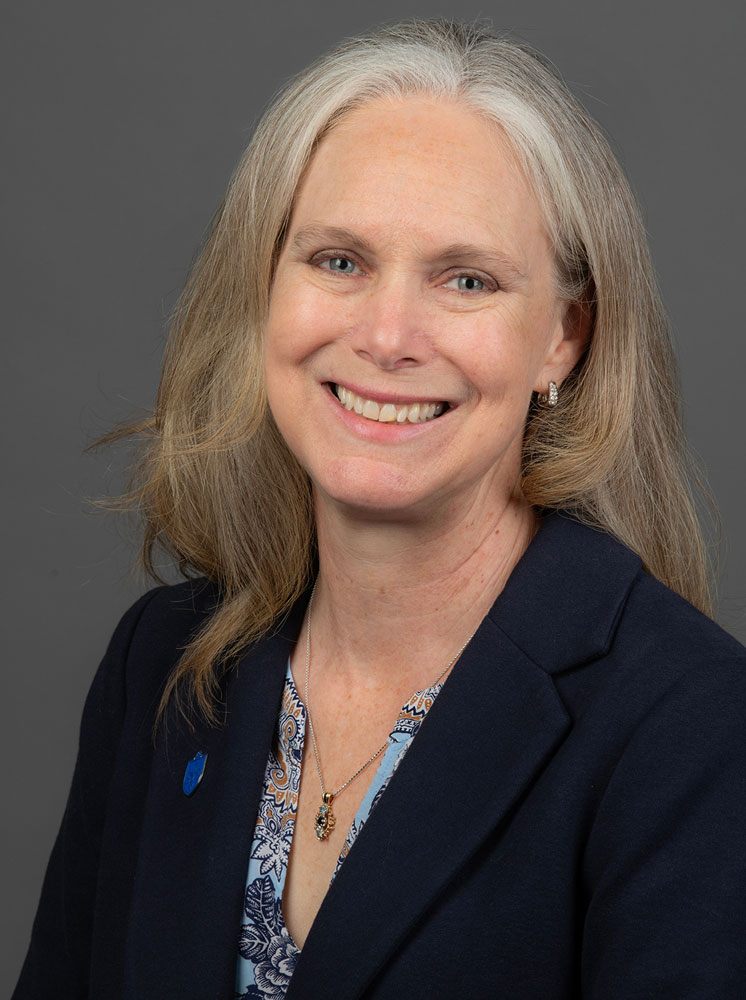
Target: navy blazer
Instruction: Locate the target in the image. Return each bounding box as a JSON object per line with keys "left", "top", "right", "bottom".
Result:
{"left": 14, "top": 513, "right": 746, "bottom": 998}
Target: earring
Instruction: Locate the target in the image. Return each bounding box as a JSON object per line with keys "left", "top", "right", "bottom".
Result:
{"left": 537, "top": 381, "right": 558, "bottom": 407}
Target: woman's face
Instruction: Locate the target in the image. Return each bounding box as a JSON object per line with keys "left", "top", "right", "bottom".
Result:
{"left": 264, "top": 96, "right": 585, "bottom": 520}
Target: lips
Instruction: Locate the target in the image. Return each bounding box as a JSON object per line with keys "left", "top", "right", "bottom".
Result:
{"left": 331, "top": 383, "right": 448, "bottom": 424}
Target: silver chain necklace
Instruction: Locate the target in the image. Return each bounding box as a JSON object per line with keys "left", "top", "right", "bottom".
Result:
{"left": 303, "top": 581, "right": 479, "bottom": 841}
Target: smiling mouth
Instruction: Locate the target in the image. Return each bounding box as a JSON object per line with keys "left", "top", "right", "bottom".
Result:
{"left": 331, "top": 383, "right": 449, "bottom": 424}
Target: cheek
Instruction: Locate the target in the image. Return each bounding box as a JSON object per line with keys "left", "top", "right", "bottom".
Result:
{"left": 459, "top": 313, "right": 543, "bottom": 402}
{"left": 263, "top": 292, "right": 307, "bottom": 419}
{"left": 262, "top": 347, "right": 307, "bottom": 466}
{"left": 265, "top": 281, "right": 302, "bottom": 362}
{"left": 489, "top": 301, "right": 560, "bottom": 384}
{"left": 263, "top": 279, "right": 335, "bottom": 447}
{"left": 265, "top": 277, "right": 347, "bottom": 369}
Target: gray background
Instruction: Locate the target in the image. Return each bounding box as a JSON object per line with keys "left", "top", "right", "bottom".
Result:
{"left": 2, "top": 0, "right": 743, "bottom": 990}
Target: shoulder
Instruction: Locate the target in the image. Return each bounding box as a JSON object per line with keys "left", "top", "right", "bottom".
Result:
{"left": 497, "top": 511, "right": 746, "bottom": 720}
{"left": 600, "top": 568, "right": 746, "bottom": 743}
{"left": 547, "top": 518, "right": 746, "bottom": 747}
{"left": 91, "top": 577, "right": 221, "bottom": 729}
{"left": 620, "top": 567, "right": 746, "bottom": 674}
{"left": 116, "top": 577, "right": 221, "bottom": 659}
{"left": 547, "top": 509, "right": 744, "bottom": 669}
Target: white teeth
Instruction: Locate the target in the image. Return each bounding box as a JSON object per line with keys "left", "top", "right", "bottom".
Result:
{"left": 333, "top": 385, "right": 446, "bottom": 424}
{"left": 339, "top": 386, "right": 354, "bottom": 410}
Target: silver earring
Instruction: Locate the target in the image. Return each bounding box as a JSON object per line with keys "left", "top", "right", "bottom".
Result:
{"left": 537, "top": 381, "right": 558, "bottom": 407}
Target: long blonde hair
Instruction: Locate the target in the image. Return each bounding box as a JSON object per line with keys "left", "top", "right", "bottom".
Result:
{"left": 116, "top": 19, "right": 713, "bottom": 724}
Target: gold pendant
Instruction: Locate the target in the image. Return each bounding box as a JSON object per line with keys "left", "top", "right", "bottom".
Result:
{"left": 314, "top": 792, "right": 336, "bottom": 841}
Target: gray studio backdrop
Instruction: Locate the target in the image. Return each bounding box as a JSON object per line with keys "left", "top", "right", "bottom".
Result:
{"left": 3, "top": 0, "right": 744, "bottom": 990}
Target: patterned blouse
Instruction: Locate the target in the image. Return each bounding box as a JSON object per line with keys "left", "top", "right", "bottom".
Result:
{"left": 235, "top": 660, "right": 444, "bottom": 999}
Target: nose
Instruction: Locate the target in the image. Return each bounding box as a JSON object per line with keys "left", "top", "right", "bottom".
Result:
{"left": 350, "top": 279, "right": 430, "bottom": 371}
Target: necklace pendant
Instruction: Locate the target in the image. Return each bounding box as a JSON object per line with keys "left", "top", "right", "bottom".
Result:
{"left": 314, "top": 792, "right": 336, "bottom": 841}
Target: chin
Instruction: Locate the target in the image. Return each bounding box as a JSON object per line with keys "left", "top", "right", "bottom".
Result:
{"left": 313, "top": 458, "right": 434, "bottom": 520}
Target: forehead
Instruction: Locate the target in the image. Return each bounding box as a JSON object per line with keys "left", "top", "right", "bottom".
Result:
{"left": 288, "top": 96, "right": 549, "bottom": 268}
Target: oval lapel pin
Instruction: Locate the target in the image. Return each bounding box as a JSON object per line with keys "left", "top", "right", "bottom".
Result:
{"left": 183, "top": 750, "right": 208, "bottom": 796}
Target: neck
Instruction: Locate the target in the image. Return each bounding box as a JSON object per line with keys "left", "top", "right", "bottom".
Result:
{"left": 304, "top": 479, "right": 537, "bottom": 692}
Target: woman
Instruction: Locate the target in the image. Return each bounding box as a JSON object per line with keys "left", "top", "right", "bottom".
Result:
{"left": 14, "top": 19, "right": 746, "bottom": 999}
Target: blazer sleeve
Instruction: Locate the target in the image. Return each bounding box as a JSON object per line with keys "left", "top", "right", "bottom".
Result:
{"left": 581, "top": 657, "right": 746, "bottom": 997}
{"left": 12, "top": 588, "right": 163, "bottom": 1000}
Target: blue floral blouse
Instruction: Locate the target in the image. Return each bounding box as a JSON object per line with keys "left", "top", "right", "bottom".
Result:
{"left": 235, "top": 660, "right": 444, "bottom": 999}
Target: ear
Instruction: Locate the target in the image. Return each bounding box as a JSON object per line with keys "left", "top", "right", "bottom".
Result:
{"left": 534, "top": 299, "right": 592, "bottom": 393}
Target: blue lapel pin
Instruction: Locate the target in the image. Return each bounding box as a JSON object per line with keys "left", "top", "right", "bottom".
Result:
{"left": 183, "top": 750, "right": 208, "bottom": 796}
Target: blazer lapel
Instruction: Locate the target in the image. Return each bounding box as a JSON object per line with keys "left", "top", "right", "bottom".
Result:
{"left": 287, "top": 513, "right": 641, "bottom": 999}
{"left": 287, "top": 617, "right": 571, "bottom": 999}
{"left": 123, "top": 622, "right": 293, "bottom": 999}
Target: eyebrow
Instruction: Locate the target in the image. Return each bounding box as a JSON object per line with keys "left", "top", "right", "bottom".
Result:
{"left": 291, "top": 225, "right": 376, "bottom": 257}
{"left": 290, "top": 225, "right": 527, "bottom": 281}
{"left": 434, "top": 243, "right": 527, "bottom": 281}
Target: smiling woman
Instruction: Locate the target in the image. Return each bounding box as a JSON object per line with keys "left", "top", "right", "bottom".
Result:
{"left": 13, "top": 18, "right": 746, "bottom": 1000}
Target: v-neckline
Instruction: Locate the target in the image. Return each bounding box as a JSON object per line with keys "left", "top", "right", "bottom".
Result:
{"left": 281, "top": 660, "right": 446, "bottom": 898}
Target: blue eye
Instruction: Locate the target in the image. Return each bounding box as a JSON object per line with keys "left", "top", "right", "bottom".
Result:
{"left": 455, "top": 275, "right": 484, "bottom": 292}
{"left": 327, "top": 256, "right": 357, "bottom": 274}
